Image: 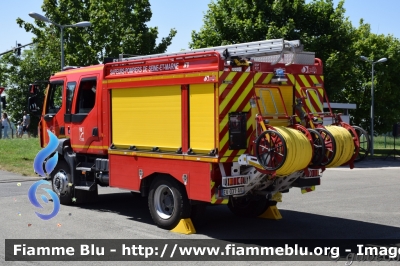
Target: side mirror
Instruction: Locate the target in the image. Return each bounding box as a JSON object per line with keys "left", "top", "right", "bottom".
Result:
{"left": 29, "top": 84, "right": 39, "bottom": 94}
{"left": 28, "top": 95, "right": 40, "bottom": 113}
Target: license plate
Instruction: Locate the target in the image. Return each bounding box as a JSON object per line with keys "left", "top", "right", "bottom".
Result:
{"left": 221, "top": 186, "right": 245, "bottom": 196}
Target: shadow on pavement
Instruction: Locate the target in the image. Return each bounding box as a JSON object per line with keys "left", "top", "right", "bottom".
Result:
{"left": 75, "top": 191, "right": 400, "bottom": 239}
{"left": 349, "top": 158, "right": 400, "bottom": 168}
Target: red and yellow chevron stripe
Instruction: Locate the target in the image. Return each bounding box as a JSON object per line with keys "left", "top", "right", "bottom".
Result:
{"left": 210, "top": 180, "right": 229, "bottom": 204}
{"left": 253, "top": 72, "right": 293, "bottom": 86}
{"left": 289, "top": 74, "right": 324, "bottom": 119}
{"left": 218, "top": 71, "right": 257, "bottom": 162}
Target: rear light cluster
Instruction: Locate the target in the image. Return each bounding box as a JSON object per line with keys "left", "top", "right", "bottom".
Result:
{"left": 222, "top": 176, "right": 250, "bottom": 187}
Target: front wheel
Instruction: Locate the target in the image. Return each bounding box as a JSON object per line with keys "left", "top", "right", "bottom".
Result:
{"left": 51, "top": 160, "right": 74, "bottom": 205}
{"left": 148, "top": 176, "right": 191, "bottom": 230}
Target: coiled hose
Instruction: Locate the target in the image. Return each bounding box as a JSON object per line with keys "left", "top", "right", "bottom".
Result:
{"left": 274, "top": 127, "right": 313, "bottom": 176}
{"left": 324, "top": 125, "right": 354, "bottom": 167}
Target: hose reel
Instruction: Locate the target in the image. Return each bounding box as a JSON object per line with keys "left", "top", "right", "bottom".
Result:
{"left": 255, "top": 126, "right": 313, "bottom": 176}
{"left": 254, "top": 125, "right": 356, "bottom": 173}
{"left": 314, "top": 127, "right": 337, "bottom": 166}
{"left": 307, "top": 128, "right": 326, "bottom": 167}
{"left": 324, "top": 124, "right": 356, "bottom": 168}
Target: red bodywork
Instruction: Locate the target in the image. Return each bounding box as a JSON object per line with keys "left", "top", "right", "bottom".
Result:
{"left": 38, "top": 51, "right": 331, "bottom": 203}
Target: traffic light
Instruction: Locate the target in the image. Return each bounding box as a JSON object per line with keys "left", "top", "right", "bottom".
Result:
{"left": 1, "top": 96, "right": 6, "bottom": 109}
{"left": 15, "top": 43, "right": 21, "bottom": 56}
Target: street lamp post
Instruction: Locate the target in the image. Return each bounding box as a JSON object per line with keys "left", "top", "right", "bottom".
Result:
{"left": 360, "top": 56, "right": 387, "bottom": 157}
{"left": 29, "top": 12, "right": 91, "bottom": 71}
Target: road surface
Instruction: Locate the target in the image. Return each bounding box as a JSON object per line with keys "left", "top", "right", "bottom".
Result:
{"left": 1, "top": 158, "right": 399, "bottom": 265}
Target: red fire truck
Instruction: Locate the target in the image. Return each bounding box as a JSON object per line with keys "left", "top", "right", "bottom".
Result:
{"left": 29, "top": 39, "right": 368, "bottom": 233}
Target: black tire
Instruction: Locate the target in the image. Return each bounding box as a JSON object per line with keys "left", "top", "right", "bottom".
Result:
{"left": 190, "top": 203, "right": 207, "bottom": 224}
{"left": 148, "top": 176, "right": 191, "bottom": 230}
{"left": 353, "top": 126, "right": 370, "bottom": 162}
{"left": 50, "top": 160, "right": 74, "bottom": 205}
{"left": 227, "top": 195, "right": 268, "bottom": 217}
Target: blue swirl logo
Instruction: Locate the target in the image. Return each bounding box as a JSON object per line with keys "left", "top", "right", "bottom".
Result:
{"left": 29, "top": 130, "right": 60, "bottom": 220}
{"left": 28, "top": 180, "right": 60, "bottom": 220}
{"left": 33, "top": 129, "right": 59, "bottom": 177}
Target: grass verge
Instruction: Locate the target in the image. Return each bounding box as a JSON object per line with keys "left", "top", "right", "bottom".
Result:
{"left": 0, "top": 136, "right": 397, "bottom": 177}
{"left": 0, "top": 137, "right": 41, "bottom": 176}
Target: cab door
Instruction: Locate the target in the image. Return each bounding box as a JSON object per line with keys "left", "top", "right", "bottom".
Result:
{"left": 69, "top": 76, "right": 102, "bottom": 154}
{"left": 62, "top": 81, "right": 77, "bottom": 139}
{"left": 41, "top": 79, "right": 65, "bottom": 144}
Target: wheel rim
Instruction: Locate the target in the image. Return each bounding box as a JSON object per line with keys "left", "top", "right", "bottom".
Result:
{"left": 315, "top": 128, "right": 336, "bottom": 166}
{"left": 154, "top": 184, "right": 175, "bottom": 220}
{"left": 308, "top": 129, "right": 325, "bottom": 166}
{"left": 255, "top": 130, "right": 287, "bottom": 170}
{"left": 52, "top": 170, "right": 69, "bottom": 196}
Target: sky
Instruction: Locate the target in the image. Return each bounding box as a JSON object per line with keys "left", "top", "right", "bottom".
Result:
{"left": 0, "top": 0, "right": 399, "bottom": 56}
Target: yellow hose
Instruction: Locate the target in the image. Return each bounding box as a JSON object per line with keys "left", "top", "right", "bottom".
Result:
{"left": 274, "top": 127, "right": 313, "bottom": 176}
{"left": 325, "top": 125, "right": 354, "bottom": 167}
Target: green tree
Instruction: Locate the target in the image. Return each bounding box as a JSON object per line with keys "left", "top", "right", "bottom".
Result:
{"left": 2, "top": 0, "right": 177, "bottom": 136}
{"left": 190, "top": 0, "right": 400, "bottom": 134}
{"left": 0, "top": 47, "right": 53, "bottom": 136}
{"left": 338, "top": 21, "right": 400, "bottom": 134}
{"left": 190, "top": 0, "right": 354, "bottom": 99}
{"left": 17, "top": 0, "right": 177, "bottom": 67}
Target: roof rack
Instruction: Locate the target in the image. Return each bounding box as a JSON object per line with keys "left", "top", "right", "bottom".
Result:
{"left": 118, "top": 39, "right": 302, "bottom": 65}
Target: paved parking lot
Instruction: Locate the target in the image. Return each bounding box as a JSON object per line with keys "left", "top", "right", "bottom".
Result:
{"left": 0, "top": 158, "right": 399, "bottom": 265}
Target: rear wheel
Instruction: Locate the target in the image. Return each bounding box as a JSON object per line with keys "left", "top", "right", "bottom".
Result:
{"left": 190, "top": 203, "right": 207, "bottom": 225}
{"left": 148, "top": 176, "right": 191, "bottom": 230}
{"left": 227, "top": 194, "right": 269, "bottom": 217}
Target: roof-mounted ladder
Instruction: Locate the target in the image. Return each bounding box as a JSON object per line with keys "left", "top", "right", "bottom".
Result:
{"left": 117, "top": 39, "right": 301, "bottom": 66}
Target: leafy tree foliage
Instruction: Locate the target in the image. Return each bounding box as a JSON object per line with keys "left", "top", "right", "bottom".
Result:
{"left": 0, "top": 48, "right": 53, "bottom": 136}
{"left": 1, "top": 0, "right": 176, "bottom": 137}
{"left": 337, "top": 21, "right": 400, "bottom": 134}
{"left": 190, "top": 0, "right": 353, "bottom": 98}
{"left": 2, "top": 0, "right": 399, "bottom": 135}
{"left": 17, "top": 0, "right": 177, "bottom": 66}
{"left": 190, "top": 0, "right": 400, "bottom": 134}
